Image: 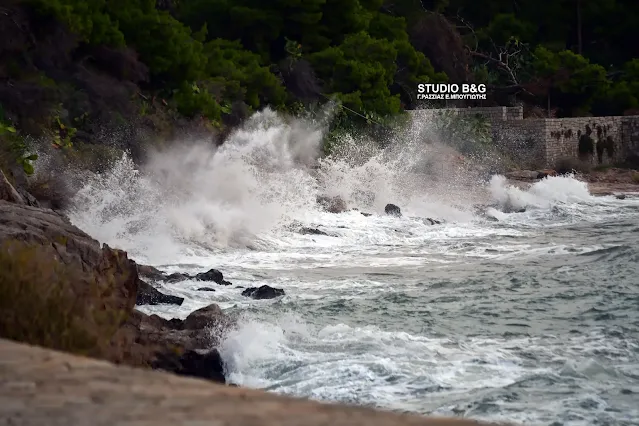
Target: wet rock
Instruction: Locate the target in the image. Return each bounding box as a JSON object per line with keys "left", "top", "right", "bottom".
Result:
{"left": 197, "top": 287, "right": 216, "bottom": 292}
{"left": 425, "top": 218, "right": 442, "bottom": 225}
{"left": 182, "top": 304, "right": 226, "bottom": 330}
{"left": 137, "top": 264, "right": 167, "bottom": 281}
{"left": 385, "top": 203, "right": 402, "bottom": 217}
{"left": 317, "top": 195, "right": 347, "bottom": 213}
{"left": 136, "top": 280, "right": 184, "bottom": 306}
{"left": 241, "top": 285, "right": 285, "bottom": 299}
{"left": 144, "top": 267, "right": 232, "bottom": 286}
{"left": 195, "top": 268, "right": 223, "bottom": 283}
{"left": 299, "top": 227, "right": 329, "bottom": 236}
{"left": 111, "top": 305, "right": 232, "bottom": 382}
{"left": 615, "top": 194, "right": 627, "bottom": 200}
{"left": 153, "top": 348, "right": 225, "bottom": 383}
{"left": 165, "top": 272, "right": 191, "bottom": 283}
{"left": 360, "top": 212, "right": 373, "bottom": 217}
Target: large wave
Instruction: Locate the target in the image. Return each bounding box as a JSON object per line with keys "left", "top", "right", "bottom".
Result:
{"left": 63, "top": 107, "right": 506, "bottom": 259}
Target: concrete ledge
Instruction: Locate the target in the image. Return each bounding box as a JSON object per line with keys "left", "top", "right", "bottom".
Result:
{"left": 0, "top": 338, "right": 509, "bottom": 426}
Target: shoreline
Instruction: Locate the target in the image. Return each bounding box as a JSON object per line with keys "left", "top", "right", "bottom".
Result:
{"left": 0, "top": 337, "right": 503, "bottom": 426}
{"left": 503, "top": 167, "right": 639, "bottom": 197}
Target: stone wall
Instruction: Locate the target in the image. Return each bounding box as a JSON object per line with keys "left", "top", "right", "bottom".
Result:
{"left": 491, "top": 119, "right": 546, "bottom": 169}
{"left": 411, "top": 106, "right": 523, "bottom": 122}
{"left": 543, "top": 117, "right": 625, "bottom": 167}
{"left": 409, "top": 107, "right": 639, "bottom": 168}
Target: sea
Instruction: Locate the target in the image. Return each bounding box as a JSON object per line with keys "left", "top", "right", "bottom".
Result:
{"left": 61, "top": 108, "right": 639, "bottom": 425}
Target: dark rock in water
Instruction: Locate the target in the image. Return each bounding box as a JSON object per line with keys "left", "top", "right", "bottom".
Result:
{"left": 195, "top": 268, "right": 224, "bottom": 283}
{"left": 361, "top": 212, "right": 372, "bottom": 217}
{"left": 182, "top": 304, "right": 226, "bottom": 330}
{"left": 165, "top": 272, "right": 191, "bottom": 283}
{"left": 137, "top": 264, "right": 167, "bottom": 281}
{"left": 426, "top": 218, "right": 442, "bottom": 225}
{"left": 197, "top": 287, "right": 216, "bottom": 292}
{"left": 616, "top": 194, "right": 627, "bottom": 200}
{"left": 153, "top": 348, "right": 225, "bottom": 383}
{"left": 300, "top": 227, "right": 329, "bottom": 236}
{"left": 317, "top": 195, "right": 348, "bottom": 213}
{"left": 241, "top": 285, "right": 285, "bottom": 299}
{"left": 152, "top": 268, "right": 232, "bottom": 286}
{"left": 136, "top": 280, "right": 184, "bottom": 306}
{"left": 385, "top": 203, "right": 402, "bottom": 217}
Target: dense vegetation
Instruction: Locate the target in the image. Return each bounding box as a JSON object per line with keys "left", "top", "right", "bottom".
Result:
{"left": 2, "top": 0, "right": 639, "bottom": 154}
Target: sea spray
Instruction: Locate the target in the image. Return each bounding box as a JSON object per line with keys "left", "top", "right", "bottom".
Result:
{"left": 65, "top": 107, "right": 502, "bottom": 258}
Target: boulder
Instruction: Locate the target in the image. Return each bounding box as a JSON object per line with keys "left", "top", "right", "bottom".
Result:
{"left": 140, "top": 266, "right": 232, "bottom": 286}
{"left": 195, "top": 268, "right": 223, "bottom": 283}
{"left": 137, "top": 264, "right": 167, "bottom": 281}
{"left": 153, "top": 348, "right": 225, "bottom": 383}
{"left": 197, "top": 287, "right": 216, "bottom": 292}
{"left": 317, "top": 195, "right": 347, "bottom": 213}
{"left": 241, "top": 285, "right": 285, "bottom": 299}
{"left": 299, "top": 227, "right": 329, "bottom": 236}
{"left": 136, "top": 280, "right": 184, "bottom": 306}
{"left": 385, "top": 203, "right": 402, "bottom": 217}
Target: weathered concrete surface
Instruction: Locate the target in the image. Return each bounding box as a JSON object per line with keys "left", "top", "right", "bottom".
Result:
{"left": 0, "top": 338, "right": 509, "bottom": 426}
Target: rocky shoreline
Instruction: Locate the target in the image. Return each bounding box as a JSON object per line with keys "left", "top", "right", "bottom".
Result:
{"left": 1, "top": 168, "right": 238, "bottom": 385}
{"left": 503, "top": 167, "right": 639, "bottom": 196}
{"left": 0, "top": 337, "right": 503, "bottom": 426}
{"left": 0, "top": 167, "right": 511, "bottom": 425}
{"left": 1, "top": 167, "right": 443, "bottom": 388}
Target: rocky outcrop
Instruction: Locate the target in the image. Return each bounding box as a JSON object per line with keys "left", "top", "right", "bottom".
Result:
{"left": 385, "top": 203, "right": 402, "bottom": 217}
{"left": 0, "top": 173, "right": 228, "bottom": 384}
{"left": 300, "top": 227, "right": 330, "bottom": 236}
{"left": 0, "top": 198, "right": 138, "bottom": 358}
{"left": 241, "top": 285, "right": 285, "bottom": 300}
{"left": 136, "top": 280, "right": 184, "bottom": 305}
{"left": 109, "top": 304, "right": 230, "bottom": 383}
{"left": 138, "top": 265, "right": 233, "bottom": 286}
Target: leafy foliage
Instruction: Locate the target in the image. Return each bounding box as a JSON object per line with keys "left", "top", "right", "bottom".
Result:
{"left": 18, "top": 0, "right": 639, "bottom": 121}
{"left": 0, "top": 106, "right": 38, "bottom": 175}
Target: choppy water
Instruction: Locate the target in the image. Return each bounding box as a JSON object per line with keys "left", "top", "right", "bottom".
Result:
{"left": 61, "top": 109, "right": 639, "bottom": 425}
